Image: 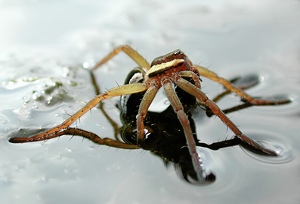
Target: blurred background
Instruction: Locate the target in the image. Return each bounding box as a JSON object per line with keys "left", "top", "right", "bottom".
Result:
{"left": 0, "top": 0, "right": 300, "bottom": 203}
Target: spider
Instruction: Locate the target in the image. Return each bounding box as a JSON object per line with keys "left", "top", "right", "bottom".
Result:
{"left": 9, "top": 45, "right": 290, "bottom": 183}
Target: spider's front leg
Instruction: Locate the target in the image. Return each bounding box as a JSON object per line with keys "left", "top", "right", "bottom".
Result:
{"left": 163, "top": 80, "right": 213, "bottom": 182}
{"left": 9, "top": 83, "right": 146, "bottom": 143}
{"left": 175, "top": 77, "right": 278, "bottom": 156}
{"left": 136, "top": 86, "right": 159, "bottom": 141}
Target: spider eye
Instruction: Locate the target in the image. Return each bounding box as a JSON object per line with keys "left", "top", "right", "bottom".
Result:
{"left": 173, "top": 49, "right": 181, "bottom": 55}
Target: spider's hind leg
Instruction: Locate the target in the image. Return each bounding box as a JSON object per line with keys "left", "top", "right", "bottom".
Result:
{"left": 195, "top": 65, "right": 291, "bottom": 106}
{"left": 212, "top": 74, "right": 260, "bottom": 103}
{"left": 93, "top": 45, "right": 150, "bottom": 70}
{"left": 206, "top": 74, "right": 261, "bottom": 116}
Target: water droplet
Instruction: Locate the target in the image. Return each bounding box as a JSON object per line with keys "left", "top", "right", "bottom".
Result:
{"left": 82, "top": 62, "right": 90, "bottom": 69}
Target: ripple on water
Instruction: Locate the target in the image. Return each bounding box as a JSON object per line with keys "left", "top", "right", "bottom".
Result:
{"left": 240, "top": 130, "right": 294, "bottom": 164}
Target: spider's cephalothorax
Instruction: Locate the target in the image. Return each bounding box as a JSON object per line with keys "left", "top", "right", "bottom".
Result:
{"left": 145, "top": 49, "right": 198, "bottom": 87}
{"left": 9, "top": 45, "right": 291, "bottom": 184}
{"left": 120, "top": 49, "right": 197, "bottom": 122}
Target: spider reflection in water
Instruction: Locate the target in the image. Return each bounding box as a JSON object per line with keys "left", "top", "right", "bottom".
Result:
{"left": 9, "top": 45, "right": 291, "bottom": 184}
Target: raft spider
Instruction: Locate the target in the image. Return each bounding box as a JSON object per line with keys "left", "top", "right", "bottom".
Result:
{"left": 9, "top": 45, "right": 290, "bottom": 183}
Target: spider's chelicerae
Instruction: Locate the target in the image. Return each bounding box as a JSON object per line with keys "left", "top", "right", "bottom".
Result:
{"left": 9, "top": 45, "right": 290, "bottom": 183}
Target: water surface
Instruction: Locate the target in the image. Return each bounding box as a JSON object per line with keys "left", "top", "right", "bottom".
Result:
{"left": 0, "top": 0, "right": 300, "bottom": 203}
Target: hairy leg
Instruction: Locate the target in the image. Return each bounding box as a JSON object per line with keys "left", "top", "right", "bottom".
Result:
{"left": 195, "top": 65, "right": 290, "bottom": 105}
{"left": 10, "top": 83, "right": 146, "bottom": 143}
{"left": 93, "top": 45, "right": 150, "bottom": 70}
{"left": 175, "top": 77, "right": 277, "bottom": 156}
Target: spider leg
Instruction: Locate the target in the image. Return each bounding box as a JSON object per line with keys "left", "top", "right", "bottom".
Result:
{"left": 10, "top": 83, "right": 146, "bottom": 143}
{"left": 179, "top": 70, "right": 201, "bottom": 88}
{"left": 212, "top": 75, "right": 259, "bottom": 103}
{"left": 175, "top": 77, "right": 277, "bottom": 156}
{"left": 195, "top": 65, "right": 290, "bottom": 105}
{"left": 207, "top": 103, "right": 254, "bottom": 116}
{"left": 89, "top": 71, "right": 121, "bottom": 141}
{"left": 163, "top": 79, "right": 212, "bottom": 182}
{"left": 63, "top": 128, "right": 138, "bottom": 149}
{"left": 136, "top": 86, "right": 159, "bottom": 140}
{"left": 93, "top": 44, "right": 150, "bottom": 70}
{"left": 59, "top": 128, "right": 139, "bottom": 149}
{"left": 11, "top": 127, "right": 138, "bottom": 149}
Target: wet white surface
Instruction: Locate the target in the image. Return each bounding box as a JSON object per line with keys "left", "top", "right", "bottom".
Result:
{"left": 1, "top": 0, "right": 300, "bottom": 203}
